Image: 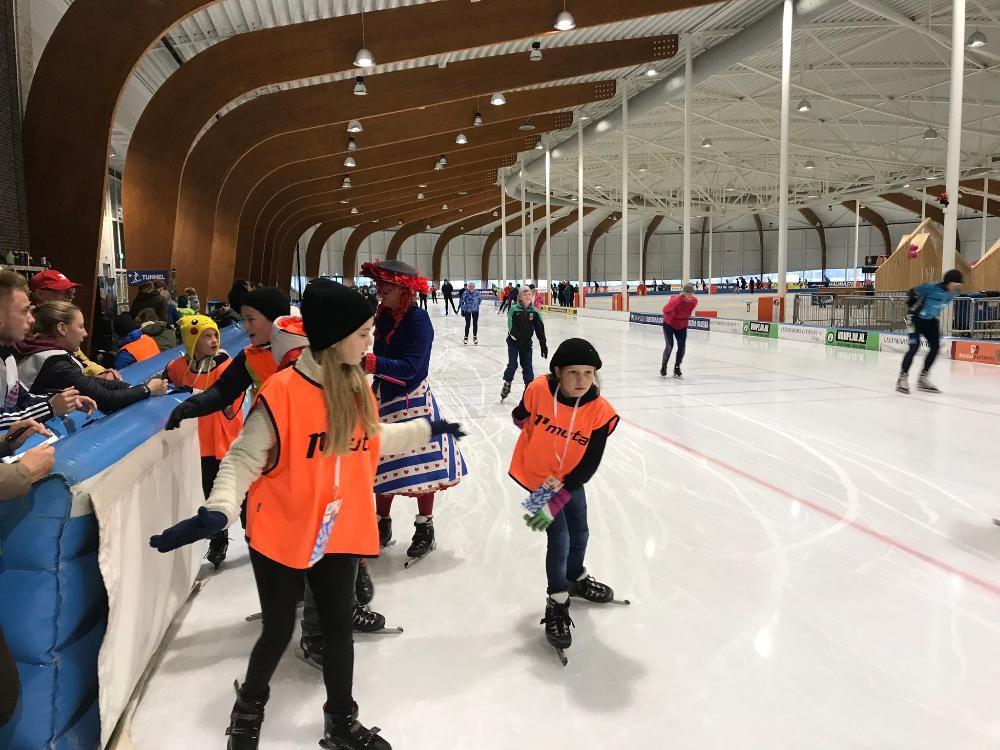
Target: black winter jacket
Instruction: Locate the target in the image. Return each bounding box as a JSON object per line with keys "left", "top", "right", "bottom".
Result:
{"left": 25, "top": 352, "right": 151, "bottom": 413}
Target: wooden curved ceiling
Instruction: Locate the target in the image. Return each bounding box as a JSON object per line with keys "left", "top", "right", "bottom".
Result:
{"left": 587, "top": 213, "right": 622, "bottom": 284}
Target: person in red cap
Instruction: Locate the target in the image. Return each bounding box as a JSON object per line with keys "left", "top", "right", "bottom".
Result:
{"left": 28, "top": 270, "right": 118, "bottom": 379}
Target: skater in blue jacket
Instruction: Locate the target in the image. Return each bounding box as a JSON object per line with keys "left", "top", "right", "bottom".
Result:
{"left": 896, "top": 269, "right": 963, "bottom": 394}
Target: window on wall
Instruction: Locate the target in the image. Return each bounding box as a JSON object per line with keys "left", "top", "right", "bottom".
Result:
{"left": 108, "top": 169, "right": 125, "bottom": 268}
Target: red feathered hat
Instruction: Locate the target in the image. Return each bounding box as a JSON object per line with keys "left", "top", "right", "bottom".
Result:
{"left": 361, "top": 259, "right": 430, "bottom": 294}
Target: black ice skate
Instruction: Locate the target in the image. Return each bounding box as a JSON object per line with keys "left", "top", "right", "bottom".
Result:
{"left": 541, "top": 597, "right": 574, "bottom": 666}
{"left": 673, "top": 366, "right": 683, "bottom": 379}
{"left": 463, "top": 337, "right": 468, "bottom": 345}
{"left": 225, "top": 680, "right": 268, "bottom": 750}
{"left": 474, "top": 336, "right": 478, "bottom": 345}
{"left": 296, "top": 635, "right": 325, "bottom": 670}
{"left": 377, "top": 515, "right": 394, "bottom": 548}
{"left": 568, "top": 571, "right": 631, "bottom": 605}
{"left": 500, "top": 380, "right": 512, "bottom": 402}
{"left": 353, "top": 603, "right": 404, "bottom": 635}
{"left": 207, "top": 530, "right": 229, "bottom": 570}
{"left": 896, "top": 374, "right": 910, "bottom": 394}
{"left": 321, "top": 705, "right": 391, "bottom": 750}
{"left": 404, "top": 517, "right": 436, "bottom": 568}
{"left": 917, "top": 374, "right": 940, "bottom": 393}
{"left": 355, "top": 561, "right": 374, "bottom": 605}
{"left": 659, "top": 366, "right": 667, "bottom": 379}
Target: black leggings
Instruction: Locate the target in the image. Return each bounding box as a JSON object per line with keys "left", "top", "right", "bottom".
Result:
{"left": 661, "top": 325, "right": 688, "bottom": 369}
{"left": 462, "top": 311, "right": 479, "bottom": 337}
{"left": 245, "top": 549, "right": 358, "bottom": 714}
{"left": 901, "top": 316, "right": 940, "bottom": 375}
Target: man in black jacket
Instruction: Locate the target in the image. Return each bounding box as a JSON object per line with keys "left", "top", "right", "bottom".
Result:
{"left": 441, "top": 279, "right": 458, "bottom": 315}
{"left": 501, "top": 287, "right": 547, "bottom": 401}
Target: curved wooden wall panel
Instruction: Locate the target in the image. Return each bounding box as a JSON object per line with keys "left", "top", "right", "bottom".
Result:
{"left": 586, "top": 213, "right": 621, "bottom": 283}
{"left": 641, "top": 215, "right": 664, "bottom": 281}
{"left": 431, "top": 200, "right": 520, "bottom": 283}
{"left": 532, "top": 208, "right": 595, "bottom": 281}
{"left": 481, "top": 205, "right": 556, "bottom": 286}
{"left": 799, "top": 208, "right": 827, "bottom": 276}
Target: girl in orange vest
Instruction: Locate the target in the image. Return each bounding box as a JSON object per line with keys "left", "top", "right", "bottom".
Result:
{"left": 165, "top": 315, "right": 245, "bottom": 569}
{"left": 508, "top": 338, "right": 621, "bottom": 660}
{"left": 151, "top": 279, "right": 464, "bottom": 750}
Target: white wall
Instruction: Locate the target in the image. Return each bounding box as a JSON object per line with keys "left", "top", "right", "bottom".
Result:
{"left": 310, "top": 215, "right": 1000, "bottom": 287}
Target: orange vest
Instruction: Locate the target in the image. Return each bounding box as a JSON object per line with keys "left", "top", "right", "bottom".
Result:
{"left": 120, "top": 334, "right": 160, "bottom": 363}
{"left": 166, "top": 355, "right": 245, "bottom": 459}
{"left": 246, "top": 367, "right": 381, "bottom": 569}
{"left": 243, "top": 345, "right": 278, "bottom": 394}
{"left": 508, "top": 376, "right": 619, "bottom": 491}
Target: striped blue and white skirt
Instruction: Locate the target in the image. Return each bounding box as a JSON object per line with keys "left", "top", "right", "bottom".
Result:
{"left": 374, "top": 380, "right": 468, "bottom": 496}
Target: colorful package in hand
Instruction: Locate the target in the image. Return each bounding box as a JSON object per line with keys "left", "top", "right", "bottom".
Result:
{"left": 521, "top": 477, "right": 563, "bottom": 515}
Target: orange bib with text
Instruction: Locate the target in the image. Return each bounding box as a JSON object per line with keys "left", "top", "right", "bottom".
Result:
{"left": 166, "top": 356, "right": 245, "bottom": 459}
{"left": 508, "top": 376, "right": 619, "bottom": 491}
{"left": 246, "top": 367, "right": 381, "bottom": 568}
{"left": 120, "top": 334, "right": 160, "bottom": 363}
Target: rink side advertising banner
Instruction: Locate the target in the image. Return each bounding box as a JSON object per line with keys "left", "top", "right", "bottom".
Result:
{"left": 777, "top": 324, "right": 827, "bottom": 344}
{"left": 825, "top": 328, "right": 880, "bottom": 351}
{"left": 539, "top": 305, "right": 578, "bottom": 317}
{"left": 629, "top": 312, "right": 662, "bottom": 326}
{"left": 951, "top": 340, "right": 1000, "bottom": 365}
{"left": 742, "top": 321, "right": 779, "bottom": 339}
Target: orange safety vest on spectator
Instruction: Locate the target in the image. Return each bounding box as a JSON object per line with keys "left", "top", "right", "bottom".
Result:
{"left": 165, "top": 356, "right": 245, "bottom": 459}
{"left": 243, "top": 345, "right": 278, "bottom": 394}
{"left": 120, "top": 334, "right": 160, "bottom": 364}
{"left": 508, "top": 376, "right": 619, "bottom": 491}
{"left": 246, "top": 366, "right": 381, "bottom": 569}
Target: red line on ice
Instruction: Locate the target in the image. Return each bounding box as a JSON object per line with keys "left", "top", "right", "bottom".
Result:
{"left": 623, "top": 418, "right": 1000, "bottom": 598}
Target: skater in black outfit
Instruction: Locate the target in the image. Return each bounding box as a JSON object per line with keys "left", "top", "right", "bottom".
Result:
{"left": 501, "top": 287, "right": 547, "bottom": 401}
{"left": 441, "top": 279, "right": 458, "bottom": 315}
{"left": 508, "top": 339, "right": 621, "bottom": 663}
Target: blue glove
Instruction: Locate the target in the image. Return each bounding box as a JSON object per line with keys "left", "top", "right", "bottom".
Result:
{"left": 430, "top": 419, "right": 466, "bottom": 440}
{"left": 150, "top": 507, "right": 228, "bottom": 552}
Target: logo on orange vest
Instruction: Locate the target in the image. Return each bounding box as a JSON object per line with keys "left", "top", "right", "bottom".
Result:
{"left": 532, "top": 415, "right": 590, "bottom": 445}
{"left": 306, "top": 432, "right": 371, "bottom": 458}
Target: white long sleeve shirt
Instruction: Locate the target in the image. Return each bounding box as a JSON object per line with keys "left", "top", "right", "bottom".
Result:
{"left": 205, "top": 349, "right": 431, "bottom": 527}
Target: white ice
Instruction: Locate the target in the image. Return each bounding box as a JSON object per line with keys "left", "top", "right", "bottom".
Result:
{"left": 129, "top": 305, "right": 1000, "bottom": 750}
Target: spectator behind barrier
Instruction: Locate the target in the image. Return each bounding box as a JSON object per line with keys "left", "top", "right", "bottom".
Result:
{"left": 0, "top": 270, "right": 97, "bottom": 429}
{"left": 113, "top": 312, "right": 161, "bottom": 370}
{"left": 136, "top": 308, "right": 178, "bottom": 352}
{"left": 18, "top": 302, "right": 168, "bottom": 414}
{"left": 129, "top": 281, "right": 168, "bottom": 321}
{"left": 29, "top": 269, "right": 116, "bottom": 380}
{"left": 175, "top": 295, "right": 196, "bottom": 319}
{"left": 183, "top": 287, "right": 200, "bottom": 313}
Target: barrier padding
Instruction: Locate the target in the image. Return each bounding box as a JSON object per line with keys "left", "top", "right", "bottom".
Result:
{"left": 0, "top": 324, "right": 249, "bottom": 748}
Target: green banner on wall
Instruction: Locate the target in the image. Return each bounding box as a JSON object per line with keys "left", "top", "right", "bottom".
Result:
{"left": 825, "top": 328, "right": 880, "bottom": 350}
{"left": 742, "top": 320, "right": 779, "bottom": 339}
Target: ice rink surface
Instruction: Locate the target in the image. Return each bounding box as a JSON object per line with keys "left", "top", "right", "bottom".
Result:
{"left": 130, "top": 302, "right": 1000, "bottom": 750}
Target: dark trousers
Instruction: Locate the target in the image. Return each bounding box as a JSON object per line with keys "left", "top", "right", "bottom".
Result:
{"left": 498, "top": 298, "right": 512, "bottom": 314}
{"left": 661, "top": 325, "right": 688, "bottom": 370}
{"left": 545, "top": 487, "right": 588, "bottom": 595}
{"left": 443, "top": 294, "right": 458, "bottom": 314}
{"left": 462, "top": 311, "right": 479, "bottom": 338}
{"left": 503, "top": 338, "right": 533, "bottom": 385}
{"left": 419, "top": 295, "right": 428, "bottom": 310}
{"left": 901, "top": 316, "right": 940, "bottom": 375}
{"left": 0, "top": 625, "right": 19, "bottom": 727}
{"left": 245, "top": 549, "right": 358, "bottom": 715}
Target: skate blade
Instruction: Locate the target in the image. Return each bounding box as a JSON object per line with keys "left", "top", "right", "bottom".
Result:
{"left": 356, "top": 626, "right": 405, "bottom": 635}
{"left": 404, "top": 543, "right": 436, "bottom": 569}
{"left": 380, "top": 539, "right": 397, "bottom": 549}
{"left": 993, "top": 518, "right": 1000, "bottom": 527}
{"left": 554, "top": 647, "right": 568, "bottom": 667}
{"left": 570, "top": 595, "right": 632, "bottom": 606}
{"left": 245, "top": 611, "right": 263, "bottom": 622}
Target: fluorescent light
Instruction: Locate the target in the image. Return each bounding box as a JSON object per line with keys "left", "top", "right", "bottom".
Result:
{"left": 354, "top": 47, "right": 374, "bottom": 68}
{"left": 490, "top": 92, "right": 506, "bottom": 106}
{"left": 455, "top": 133, "right": 468, "bottom": 145}
{"left": 347, "top": 120, "right": 363, "bottom": 133}
{"left": 796, "top": 99, "right": 812, "bottom": 112}
{"left": 967, "top": 30, "right": 987, "bottom": 48}
{"left": 353, "top": 77, "right": 367, "bottom": 96}
{"left": 344, "top": 155, "right": 357, "bottom": 168}
{"left": 554, "top": 9, "right": 575, "bottom": 31}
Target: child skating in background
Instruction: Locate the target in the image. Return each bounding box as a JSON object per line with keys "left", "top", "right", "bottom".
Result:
{"left": 165, "top": 315, "right": 245, "bottom": 569}
{"left": 508, "top": 338, "right": 621, "bottom": 662}
{"left": 151, "top": 279, "right": 465, "bottom": 750}
{"left": 896, "top": 269, "right": 963, "bottom": 394}
{"left": 660, "top": 283, "right": 698, "bottom": 379}
{"left": 501, "top": 286, "right": 548, "bottom": 402}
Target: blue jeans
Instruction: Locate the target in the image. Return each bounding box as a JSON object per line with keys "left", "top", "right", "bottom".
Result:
{"left": 545, "top": 487, "right": 589, "bottom": 595}
{"left": 503, "top": 338, "right": 533, "bottom": 385}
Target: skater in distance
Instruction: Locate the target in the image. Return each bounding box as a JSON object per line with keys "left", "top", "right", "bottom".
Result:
{"left": 501, "top": 286, "right": 548, "bottom": 402}
{"left": 150, "top": 279, "right": 464, "bottom": 750}
{"left": 661, "top": 283, "right": 698, "bottom": 379}
{"left": 509, "top": 338, "right": 623, "bottom": 665}
{"left": 896, "top": 269, "right": 963, "bottom": 394}
{"left": 458, "top": 282, "right": 482, "bottom": 345}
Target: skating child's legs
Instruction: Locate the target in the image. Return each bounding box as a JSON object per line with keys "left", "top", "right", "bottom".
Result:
{"left": 416, "top": 493, "right": 434, "bottom": 517}
{"left": 661, "top": 325, "right": 677, "bottom": 371}
{"left": 517, "top": 342, "right": 534, "bottom": 385}
{"left": 503, "top": 339, "right": 520, "bottom": 382}
{"left": 471, "top": 312, "right": 479, "bottom": 337}
{"left": 672, "top": 328, "right": 688, "bottom": 367}
{"left": 306, "top": 555, "right": 358, "bottom": 716}
{"left": 376, "top": 494, "right": 394, "bottom": 517}
{"left": 463, "top": 312, "right": 472, "bottom": 338}
{"left": 544, "top": 489, "right": 588, "bottom": 594}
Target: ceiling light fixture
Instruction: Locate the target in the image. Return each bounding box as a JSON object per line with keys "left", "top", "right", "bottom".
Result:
{"left": 417, "top": 192, "right": 424, "bottom": 200}
{"left": 580, "top": 114, "right": 590, "bottom": 121}
{"left": 344, "top": 155, "right": 357, "bottom": 168}
{"left": 347, "top": 137, "right": 357, "bottom": 151}
{"left": 923, "top": 127, "right": 938, "bottom": 140}
{"left": 455, "top": 133, "right": 468, "bottom": 145}
{"left": 418, "top": 183, "right": 427, "bottom": 188}
{"left": 638, "top": 165, "right": 648, "bottom": 173}
{"left": 967, "top": 30, "right": 987, "bottom": 48}
{"left": 353, "top": 6, "right": 374, "bottom": 67}
{"left": 473, "top": 111, "right": 483, "bottom": 126}
{"left": 519, "top": 120, "right": 536, "bottom": 132}
{"left": 804, "top": 159, "right": 815, "bottom": 170}
{"left": 645, "top": 68, "right": 658, "bottom": 77}
{"left": 347, "top": 120, "right": 363, "bottom": 133}
{"left": 350, "top": 207, "right": 359, "bottom": 214}
{"left": 425, "top": 222, "right": 432, "bottom": 229}
{"left": 490, "top": 92, "right": 506, "bottom": 106}
{"left": 554, "top": 1, "right": 575, "bottom": 31}
{"left": 701, "top": 138, "right": 712, "bottom": 148}
{"left": 354, "top": 76, "right": 367, "bottom": 96}
{"left": 535, "top": 141, "right": 544, "bottom": 150}
{"left": 442, "top": 203, "right": 449, "bottom": 210}
{"left": 530, "top": 41, "right": 543, "bottom": 62}
{"left": 796, "top": 98, "right": 812, "bottom": 112}
{"left": 342, "top": 176, "right": 352, "bottom": 188}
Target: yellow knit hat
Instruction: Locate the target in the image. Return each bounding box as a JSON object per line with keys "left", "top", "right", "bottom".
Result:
{"left": 178, "top": 315, "right": 220, "bottom": 360}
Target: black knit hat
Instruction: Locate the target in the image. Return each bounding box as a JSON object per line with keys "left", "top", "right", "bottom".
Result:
{"left": 942, "top": 269, "right": 964, "bottom": 285}
{"left": 241, "top": 287, "right": 290, "bottom": 322}
{"left": 549, "top": 338, "right": 603, "bottom": 373}
{"left": 300, "top": 278, "right": 374, "bottom": 351}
